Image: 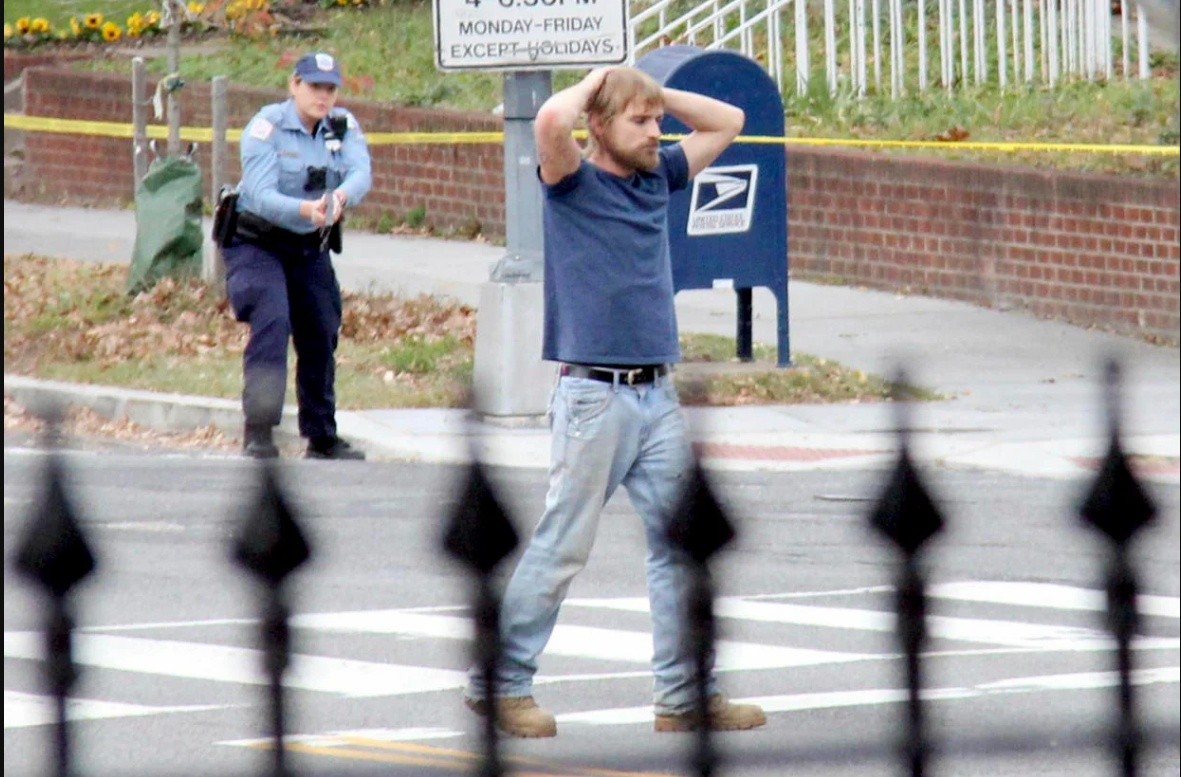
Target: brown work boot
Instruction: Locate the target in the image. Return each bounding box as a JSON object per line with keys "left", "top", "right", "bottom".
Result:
{"left": 464, "top": 695, "right": 557, "bottom": 738}
{"left": 654, "top": 694, "right": 767, "bottom": 732}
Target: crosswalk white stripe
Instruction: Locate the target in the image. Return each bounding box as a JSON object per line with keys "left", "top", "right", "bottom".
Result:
{"left": 218, "top": 727, "right": 467, "bottom": 748}
{"left": 70, "top": 605, "right": 468, "bottom": 634}
{"left": 4, "top": 690, "right": 225, "bottom": 729}
{"left": 65, "top": 584, "right": 1180, "bottom": 633}
{"left": 565, "top": 597, "right": 1181, "bottom": 651}
{"left": 219, "top": 666, "right": 1181, "bottom": 744}
{"left": 929, "top": 581, "right": 1181, "bottom": 619}
{"left": 291, "top": 610, "right": 877, "bottom": 669}
{"left": 4, "top": 632, "right": 468, "bottom": 698}
{"left": 556, "top": 665, "right": 1181, "bottom": 726}
{"left": 292, "top": 610, "right": 471, "bottom": 639}
{"left": 8, "top": 588, "right": 1177, "bottom": 721}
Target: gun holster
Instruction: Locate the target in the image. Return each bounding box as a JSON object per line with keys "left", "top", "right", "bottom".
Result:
{"left": 328, "top": 218, "right": 343, "bottom": 254}
{"left": 212, "top": 186, "right": 240, "bottom": 248}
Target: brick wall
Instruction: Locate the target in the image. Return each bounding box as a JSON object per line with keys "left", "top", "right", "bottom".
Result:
{"left": 14, "top": 65, "right": 1180, "bottom": 342}
{"left": 3, "top": 49, "right": 94, "bottom": 82}
{"left": 19, "top": 67, "right": 504, "bottom": 234}
{"left": 787, "top": 151, "right": 1180, "bottom": 339}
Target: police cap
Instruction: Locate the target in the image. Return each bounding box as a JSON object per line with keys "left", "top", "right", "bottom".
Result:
{"left": 294, "top": 52, "right": 342, "bottom": 87}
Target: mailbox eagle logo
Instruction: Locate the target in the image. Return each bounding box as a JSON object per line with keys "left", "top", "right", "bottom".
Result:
{"left": 686, "top": 164, "right": 758, "bottom": 236}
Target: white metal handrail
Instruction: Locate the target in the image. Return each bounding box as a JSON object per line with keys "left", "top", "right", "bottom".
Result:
{"left": 630, "top": 0, "right": 1158, "bottom": 99}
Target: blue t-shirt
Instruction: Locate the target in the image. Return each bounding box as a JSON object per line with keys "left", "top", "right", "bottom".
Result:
{"left": 541, "top": 145, "right": 690, "bottom": 365}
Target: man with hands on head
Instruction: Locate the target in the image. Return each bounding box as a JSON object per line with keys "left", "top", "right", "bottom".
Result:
{"left": 463, "top": 66, "right": 767, "bottom": 738}
{"left": 223, "top": 51, "right": 371, "bottom": 461}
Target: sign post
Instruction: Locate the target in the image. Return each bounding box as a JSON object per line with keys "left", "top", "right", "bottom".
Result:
{"left": 433, "top": 0, "right": 628, "bottom": 418}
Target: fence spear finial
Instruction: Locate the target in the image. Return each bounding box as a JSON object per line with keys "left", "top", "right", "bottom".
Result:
{"left": 1078, "top": 357, "right": 1157, "bottom": 777}
{"left": 15, "top": 401, "right": 96, "bottom": 777}
{"left": 232, "top": 460, "right": 312, "bottom": 777}
{"left": 667, "top": 451, "right": 737, "bottom": 777}
{"left": 868, "top": 364, "right": 944, "bottom": 777}
{"left": 442, "top": 404, "right": 520, "bottom": 777}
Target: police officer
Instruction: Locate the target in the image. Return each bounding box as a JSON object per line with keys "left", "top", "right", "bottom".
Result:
{"left": 224, "top": 51, "right": 372, "bottom": 459}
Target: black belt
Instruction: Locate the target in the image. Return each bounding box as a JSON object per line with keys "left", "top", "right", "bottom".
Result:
{"left": 560, "top": 363, "right": 670, "bottom": 386}
{"left": 235, "top": 211, "right": 322, "bottom": 251}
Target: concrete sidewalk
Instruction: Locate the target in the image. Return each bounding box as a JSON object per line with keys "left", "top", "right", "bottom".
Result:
{"left": 4, "top": 200, "right": 1179, "bottom": 482}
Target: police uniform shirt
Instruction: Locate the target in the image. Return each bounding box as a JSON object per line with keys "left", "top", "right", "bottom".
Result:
{"left": 237, "top": 99, "right": 372, "bottom": 235}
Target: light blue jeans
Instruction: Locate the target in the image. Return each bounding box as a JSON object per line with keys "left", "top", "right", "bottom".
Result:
{"left": 466, "top": 373, "right": 718, "bottom": 714}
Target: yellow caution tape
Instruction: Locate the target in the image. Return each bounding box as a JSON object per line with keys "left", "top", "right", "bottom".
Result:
{"left": 739, "top": 135, "right": 1180, "bottom": 155}
{"left": 4, "top": 112, "right": 1178, "bottom": 156}
{"left": 2, "top": 114, "right": 240, "bottom": 143}
{"left": 367, "top": 130, "right": 505, "bottom": 144}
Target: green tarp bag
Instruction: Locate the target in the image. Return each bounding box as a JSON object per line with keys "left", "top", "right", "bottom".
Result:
{"left": 127, "top": 155, "right": 204, "bottom": 294}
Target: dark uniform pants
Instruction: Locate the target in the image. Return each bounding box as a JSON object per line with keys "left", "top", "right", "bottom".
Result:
{"left": 223, "top": 237, "right": 342, "bottom": 440}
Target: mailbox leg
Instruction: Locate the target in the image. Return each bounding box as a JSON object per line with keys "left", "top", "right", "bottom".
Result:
{"left": 736, "top": 287, "right": 753, "bottom": 362}
{"left": 776, "top": 287, "right": 791, "bottom": 368}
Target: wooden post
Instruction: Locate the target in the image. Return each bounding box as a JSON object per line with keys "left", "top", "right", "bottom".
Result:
{"left": 206, "top": 75, "right": 228, "bottom": 287}
{"left": 166, "top": 0, "right": 181, "bottom": 158}
{"left": 131, "top": 57, "right": 148, "bottom": 187}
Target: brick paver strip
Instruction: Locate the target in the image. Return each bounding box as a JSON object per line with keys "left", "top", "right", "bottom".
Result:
{"left": 1069, "top": 456, "right": 1181, "bottom": 477}
{"left": 693, "top": 442, "right": 886, "bottom": 462}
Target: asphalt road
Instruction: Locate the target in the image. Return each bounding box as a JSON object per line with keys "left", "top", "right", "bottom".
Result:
{"left": 4, "top": 436, "right": 1179, "bottom": 777}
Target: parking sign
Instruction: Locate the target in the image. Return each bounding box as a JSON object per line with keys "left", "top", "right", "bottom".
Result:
{"left": 433, "top": 0, "right": 629, "bottom": 71}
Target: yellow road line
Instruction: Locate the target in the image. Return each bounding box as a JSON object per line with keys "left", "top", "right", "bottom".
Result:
{"left": 5, "top": 113, "right": 1176, "bottom": 155}
{"left": 338, "top": 736, "right": 479, "bottom": 760}
{"left": 283, "top": 741, "right": 469, "bottom": 771}
{"left": 341, "top": 736, "right": 679, "bottom": 776}
{"left": 246, "top": 736, "right": 680, "bottom": 776}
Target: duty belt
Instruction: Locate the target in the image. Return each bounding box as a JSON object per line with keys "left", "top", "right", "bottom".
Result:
{"left": 235, "top": 212, "right": 322, "bottom": 252}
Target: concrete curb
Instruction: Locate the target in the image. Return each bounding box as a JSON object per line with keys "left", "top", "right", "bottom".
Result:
{"left": 3, "top": 374, "right": 301, "bottom": 446}
{"left": 5, "top": 374, "right": 1178, "bottom": 483}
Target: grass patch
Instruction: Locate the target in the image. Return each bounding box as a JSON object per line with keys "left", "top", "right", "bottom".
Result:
{"left": 4, "top": 255, "right": 935, "bottom": 409}
{"left": 3, "top": 253, "right": 477, "bottom": 410}
{"left": 673, "top": 334, "right": 940, "bottom": 405}
{"left": 784, "top": 76, "right": 1180, "bottom": 176}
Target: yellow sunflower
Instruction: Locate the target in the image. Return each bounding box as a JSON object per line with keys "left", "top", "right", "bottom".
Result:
{"left": 84, "top": 13, "right": 103, "bottom": 29}
{"left": 4, "top": 23, "right": 13, "bottom": 40}
{"left": 31, "top": 17, "right": 51, "bottom": 33}
{"left": 145, "top": 10, "right": 161, "bottom": 26}
{"left": 15, "top": 17, "right": 31, "bottom": 33}
{"left": 101, "top": 21, "right": 120, "bottom": 41}
{"left": 187, "top": 1, "right": 206, "bottom": 14}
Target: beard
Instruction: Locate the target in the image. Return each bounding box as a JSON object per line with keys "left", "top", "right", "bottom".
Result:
{"left": 601, "top": 136, "right": 660, "bottom": 173}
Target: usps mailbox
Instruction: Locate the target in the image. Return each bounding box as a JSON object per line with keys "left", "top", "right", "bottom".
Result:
{"left": 637, "top": 46, "right": 790, "bottom": 367}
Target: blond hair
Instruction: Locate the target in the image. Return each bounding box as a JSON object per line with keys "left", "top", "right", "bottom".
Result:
{"left": 585, "top": 67, "right": 663, "bottom": 157}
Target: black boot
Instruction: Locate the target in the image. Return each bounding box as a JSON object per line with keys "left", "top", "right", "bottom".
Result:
{"left": 243, "top": 424, "right": 279, "bottom": 459}
{"left": 305, "top": 436, "right": 365, "bottom": 460}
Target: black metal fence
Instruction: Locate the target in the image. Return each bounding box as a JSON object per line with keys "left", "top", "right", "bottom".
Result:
{"left": 9, "top": 360, "right": 1178, "bottom": 777}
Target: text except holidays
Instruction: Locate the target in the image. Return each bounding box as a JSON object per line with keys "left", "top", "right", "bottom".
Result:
{"left": 448, "top": 37, "right": 618, "bottom": 60}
